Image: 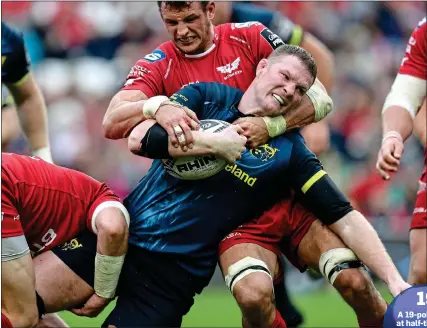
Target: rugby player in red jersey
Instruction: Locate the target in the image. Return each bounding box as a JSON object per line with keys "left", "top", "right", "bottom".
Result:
{"left": 101, "top": 2, "right": 404, "bottom": 327}
{"left": 377, "top": 17, "right": 427, "bottom": 285}
{"left": 1, "top": 153, "right": 129, "bottom": 328}
{"left": 213, "top": 1, "right": 333, "bottom": 158}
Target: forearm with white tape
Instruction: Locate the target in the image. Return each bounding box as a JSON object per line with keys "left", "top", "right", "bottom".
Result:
{"left": 142, "top": 95, "right": 169, "bottom": 119}
{"left": 94, "top": 253, "right": 126, "bottom": 299}
{"left": 262, "top": 115, "right": 287, "bottom": 138}
{"left": 92, "top": 201, "right": 130, "bottom": 299}
{"left": 306, "top": 82, "right": 333, "bottom": 122}
{"left": 382, "top": 74, "right": 426, "bottom": 119}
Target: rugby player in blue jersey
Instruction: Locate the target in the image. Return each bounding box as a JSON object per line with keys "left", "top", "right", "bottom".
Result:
{"left": 1, "top": 22, "right": 53, "bottom": 162}
{"left": 32, "top": 44, "right": 409, "bottom": 328}
{"left": 213, "top": 4, "right": 335, "bottom": 324}
{"left": 125, "top": 44, "right": 409, "bottom": 327}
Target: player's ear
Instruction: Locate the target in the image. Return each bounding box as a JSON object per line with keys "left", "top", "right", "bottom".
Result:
{"left": 206, "top": 2, "right": 215, "bottom": 20}
{"left": 255, "top": 59, "right": 268, "bottom": 77}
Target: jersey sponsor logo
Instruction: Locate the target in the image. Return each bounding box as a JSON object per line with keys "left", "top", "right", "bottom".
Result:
{"left": 170, "top": 93, "right": 189, "bottom": 103}
{"left": 60, "top": 238, "right": 83, "bottom": 251}
{"left": 413, "top": 207, "right": 426, "bottom": 214}
{"left": 13, "top": 215, "right": 20, "bottom": 221}
{"left": 260, "top": 28, "right": 285, "bottom": 49}
{"left": 124, "top": 66, "right": 151, "bottom": 86}
{"left": 229, "top": 35, "right": 248, "bottom": 45}
{"left": 163, "top": 155, "right": 218, "bottom": 173}
{"left": 124, "top": 77, "right": 143, "bottom": 86}
{"left": 129, "top": 65, "right": 151, "bottom": 78}
{"left": 164, "top": 59, "right": 173, "bottom": 79}
{"left": 250, "top": 144, "right": 279, "bottom": 162}
{"left": 217, "top": 57, "right": 241, "bottom": 74}
{"left": 32, "top": 228, "right": 57, "bottom": 253}
{"left": 221, "top": 231, "right": 242, "bottom": 241}
{"left": 216, "top": 57, "right": 242, "bottom": 80}
{"left": 232, "top": 21, "right": 260, "bottom": 29}
{"left": 401, "top": 57, "right": 409, "bottom": 66}
{"left": 142, "top": 49, "right": 166, "bottom": 63}
{"left": 224, "top": 164, "right": 257, "bottom": 187}
{"left": 418, "top": 181, "right": 426, "bottom": 193}
{"left": 180, "top": 80, "right": 200, "bottom": 89}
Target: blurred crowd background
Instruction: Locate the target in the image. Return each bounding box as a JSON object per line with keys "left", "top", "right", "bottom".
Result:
{"left": 2, "top": 2, "right": 425, "bottom": 245}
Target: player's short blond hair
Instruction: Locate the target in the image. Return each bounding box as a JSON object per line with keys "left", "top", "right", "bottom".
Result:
{"left": 268, "top": 44, "right": 317, "bottom": 82}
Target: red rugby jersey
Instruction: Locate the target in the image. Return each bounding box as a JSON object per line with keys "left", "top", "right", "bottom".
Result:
{"left": 122, "top": 22, "right": 285, "bottom": 96}
{"left": 1, "top": 153, "right": 119, "bottom": 253}
{"left": 398, "top": 17, "right": 426, "bottom": 80}
{"left": 398, "top": 18, "right": 427, "bottom": 181}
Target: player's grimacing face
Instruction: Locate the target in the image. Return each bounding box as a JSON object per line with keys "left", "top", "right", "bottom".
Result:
{"left": 160, "top": 2, "right": 215, "bottom": 55}
{"left": 255, "top": 56, "right": 314, "bottom": 117}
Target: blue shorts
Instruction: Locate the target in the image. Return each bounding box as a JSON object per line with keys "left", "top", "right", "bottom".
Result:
{"left": 52, "top": 231, "right": 210, "bottom": 327}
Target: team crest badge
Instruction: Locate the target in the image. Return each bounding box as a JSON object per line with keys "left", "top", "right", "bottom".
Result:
{"left": 250, "top": 144, "right": 279, "bottom": 162}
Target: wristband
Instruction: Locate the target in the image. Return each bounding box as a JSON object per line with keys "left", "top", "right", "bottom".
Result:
{"left": 142, "top": 96, "right": 169, "bottom": 119}
{"left": 306, "top": 83, "right": 333, "bottom": 122}
{"left": 382, "top": 131, "right": 403, "bottom": 145}
{"left": 262, "top": 116, "right": 287, "bottom": 138}
{"left": 32, "top": 147, "right": 53, "bottom": 163}
{"left": 94, "top": 253, "right": 126, "bottom": 299}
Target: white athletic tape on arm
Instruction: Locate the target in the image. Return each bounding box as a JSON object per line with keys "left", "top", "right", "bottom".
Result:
{"left": 262, "top": 116, "right": 287, "bottom": 138}
{"left": 32, "top": 147, "right": 53, "bottom": 164}
{"left": 319, "top": 248, "right": 359, "bottom": 285}
{"left": 225, "top": 256, "right": 272, "bottom": 293}
{"left": 382, "top": 74, "right": 426, "bottom": 119}
{"left": 142, "top": 96, "right": 169, "bottom": 119}
{"left": 306, "top": 82, "right": 333, "bottom": 122}
{"left": 94, "top": 253, "right": 125, "bottom": 299}
{"left": 91, "top": 201, "right": 130, "bottom": 234}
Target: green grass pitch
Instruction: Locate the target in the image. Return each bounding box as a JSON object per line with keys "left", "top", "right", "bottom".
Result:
{"left": 58, "top": 284, "right": 393, "bottom": 327}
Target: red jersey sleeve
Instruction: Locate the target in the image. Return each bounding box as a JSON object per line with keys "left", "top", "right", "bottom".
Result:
{"left": 1, "top": 167, "right": 22, "bottom": 238}
{"left": 398, "top": 17, "right": 427, "bottom": 80}
{"left": 121, "top": 47, "right": 169, "bottom": 97}
{"left": 231, "top": 21, "right": 286, "bottom": 63}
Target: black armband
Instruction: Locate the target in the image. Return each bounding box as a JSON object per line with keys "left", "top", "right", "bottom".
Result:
{"left": 300, "top": 174, "right": 353, "bottom": 225}
{"left": 138, "top": 123, "right": 172, "bottom": 159}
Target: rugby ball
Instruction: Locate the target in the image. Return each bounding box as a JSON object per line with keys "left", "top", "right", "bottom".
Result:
{"left": 162, "top": 119, "right": 230, "bottom": 180}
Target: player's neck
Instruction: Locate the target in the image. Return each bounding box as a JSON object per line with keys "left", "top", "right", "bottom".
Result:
{"left": 201, "top": 24, "right": 215, "bottom": 52}
{"left": 238, "top": 91, "right": 263, "bottom": 116}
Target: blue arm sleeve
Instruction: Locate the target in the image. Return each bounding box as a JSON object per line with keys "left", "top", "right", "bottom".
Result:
{"left": 2, "top": 22, "right": 30, "bottom": 84}
{"left": 231, "top": 3, "right": 304, "bottom": 45}
{"left": 287, "top": 132, "right": 353, "bottom": 225}
{"left": 287, "top": 132, "right": 324, "bottom": 190}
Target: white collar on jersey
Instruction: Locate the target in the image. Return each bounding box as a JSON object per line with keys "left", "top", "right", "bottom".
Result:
{"left": 185, "top": 43, "right": 216, "bottom": 58}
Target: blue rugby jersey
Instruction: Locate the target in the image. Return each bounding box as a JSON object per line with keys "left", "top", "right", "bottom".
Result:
{"left": 1, "top": 22, "right": 30, "bottom": 85}
{"left": 125, "top": 82, "right": 324, "bottom": 277}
